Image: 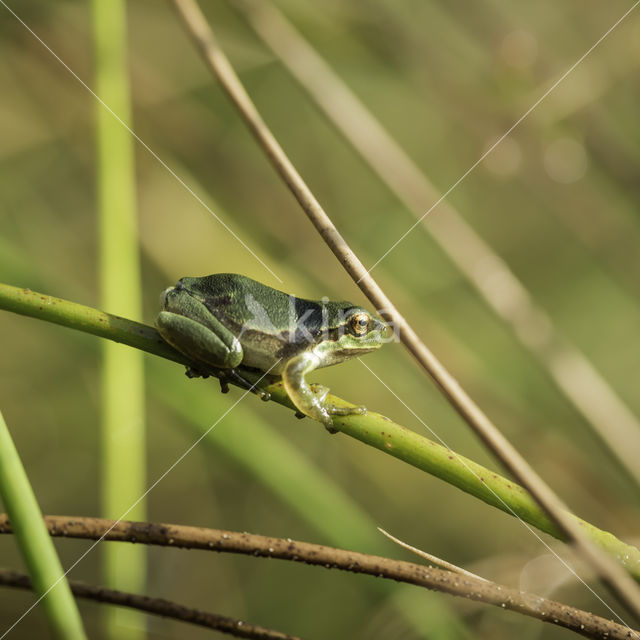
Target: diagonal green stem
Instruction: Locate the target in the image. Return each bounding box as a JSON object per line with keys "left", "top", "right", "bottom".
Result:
{"left": 2, "top": 281, "right": 640, "bottom": 581}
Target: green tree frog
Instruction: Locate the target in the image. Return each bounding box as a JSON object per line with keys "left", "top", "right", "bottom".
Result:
{"left": 156, "top": 274, "right": 388, "bottom": 431}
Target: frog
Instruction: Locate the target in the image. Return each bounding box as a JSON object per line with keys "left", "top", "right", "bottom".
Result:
{"left": 156, "top": 273, "right": 388, "bottom": 432}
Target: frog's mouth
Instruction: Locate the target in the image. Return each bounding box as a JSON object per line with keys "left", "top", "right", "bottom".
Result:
{"left": 336, "top": 345, "right": 380, "bottom": 357}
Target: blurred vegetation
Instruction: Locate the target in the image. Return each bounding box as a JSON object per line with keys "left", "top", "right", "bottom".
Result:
{"left": 0, "top": 410, "right": 85, "bottom": 639}
{"left": 1, "top": 1, "right": 639, "bottom": 638}
{"left": 91, "top": 0, "right": 146, "bottom": 636}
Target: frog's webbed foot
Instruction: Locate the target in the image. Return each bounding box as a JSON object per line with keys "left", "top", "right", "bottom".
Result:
{"left": 282, "top": 356, "right": 366, "bottom": 434}
{"left": 322, "top": 404, "right": 367, "bottom": 433}
{"left": 312, "top": 384, "right": 366, "bottom": 416}
{"left": 308, "top": 384, "right": 367, "bottom": 433}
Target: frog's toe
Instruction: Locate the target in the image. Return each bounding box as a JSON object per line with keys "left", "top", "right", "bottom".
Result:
{"left": 328, "top": 404, "right": 367, "bottom": 417}
{"left": 294, "top": 411, "right": 306, "bottom": 420}
{"left": 323, "top": 418, "right": 339, "bottom": 434}
{"left": 219, "top": 379, "right": 230, "bottom": 394}
{"left": 311, "top": 384, "right": 330, "bottom": 403}
{"left": 306, "top": 406, "right": 338, "bottom": 432}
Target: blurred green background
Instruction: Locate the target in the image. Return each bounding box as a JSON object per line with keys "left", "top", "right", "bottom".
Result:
{"left": 1, "top": 0, "right": 640, "bottom": 638}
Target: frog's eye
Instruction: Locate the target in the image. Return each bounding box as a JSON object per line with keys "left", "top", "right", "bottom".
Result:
{"left": 349, "top": 312, "right": 370, "bottom": 336}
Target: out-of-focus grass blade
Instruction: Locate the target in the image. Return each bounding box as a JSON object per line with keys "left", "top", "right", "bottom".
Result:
{"left": 92, "top": 0, "right": 146, "bottom": 637}
{"left": 0, "top": 410, "right": 86, "bottom": 640}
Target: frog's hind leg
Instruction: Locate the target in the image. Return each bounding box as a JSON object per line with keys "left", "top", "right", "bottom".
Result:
{"left": 157, "top": 311, "right": 243, "bottom": 370}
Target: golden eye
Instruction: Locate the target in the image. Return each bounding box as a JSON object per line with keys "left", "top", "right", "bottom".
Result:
{"left": 350, "top": 313, "right": 370, "bottom": 336}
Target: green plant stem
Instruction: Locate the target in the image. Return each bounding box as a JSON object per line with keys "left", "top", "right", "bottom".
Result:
{"left": 2, "top": 282, "right": 640, "bottom": 581}
{"left": 0, "top": 284, "right": 185, "bottom": 364}
{"left": 0, "top": 410, "right": 86, "bottom": 639}
{"left": 92, "top": 0, "right": 147, "bottom": 636}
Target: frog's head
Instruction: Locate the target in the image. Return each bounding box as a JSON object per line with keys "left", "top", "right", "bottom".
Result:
{"left": 313, "top": 302, "right": 390, "bottom": 366}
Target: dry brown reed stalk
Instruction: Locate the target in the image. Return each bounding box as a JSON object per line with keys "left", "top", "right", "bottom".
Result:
{"left": 169, "top": 0, "right": 640, "bottom": 620}
{"left": 0, "top": 568, "right": 299, "bottom": 640}
{"left": 1, "top": 515, "right": 637, "bottom": 640}
{"left": 230, "top": 0, "right": 640, "bottom": 490}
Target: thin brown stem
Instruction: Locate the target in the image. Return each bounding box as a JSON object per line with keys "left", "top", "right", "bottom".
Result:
{"left": 169, "top": 0, "right": 640, "bottom": 619}
{"left": 0, "top": 568, "right": 298, "bottom": 640}
{"left": 1, "top": 514, "right": 637, "bottom": 640}
{"left": 230, "top": 0, "right": 640, "bottom": 491}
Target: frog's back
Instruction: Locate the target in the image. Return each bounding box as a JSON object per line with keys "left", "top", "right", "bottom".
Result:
{"left": 195, "top": 274, "right": 359, "bottom": 367}
{"left": 199, "top": 273, "right": 294, "bottom": 330}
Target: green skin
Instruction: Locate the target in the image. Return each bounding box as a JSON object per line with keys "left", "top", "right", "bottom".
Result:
{"left": 156, "top": 274, "right": 388, "bottom": 432}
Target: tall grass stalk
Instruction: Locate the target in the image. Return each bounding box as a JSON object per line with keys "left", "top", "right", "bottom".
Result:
{"left": 0, "top": 411, "right": 86, "bottom": 639}
{"left": 92, "top": 0, "right": 146, "bottom": 637}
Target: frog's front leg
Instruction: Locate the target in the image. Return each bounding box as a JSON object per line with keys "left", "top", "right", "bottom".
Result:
{"left": 281, "top": 353, "right": 365, "bottom": 433}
